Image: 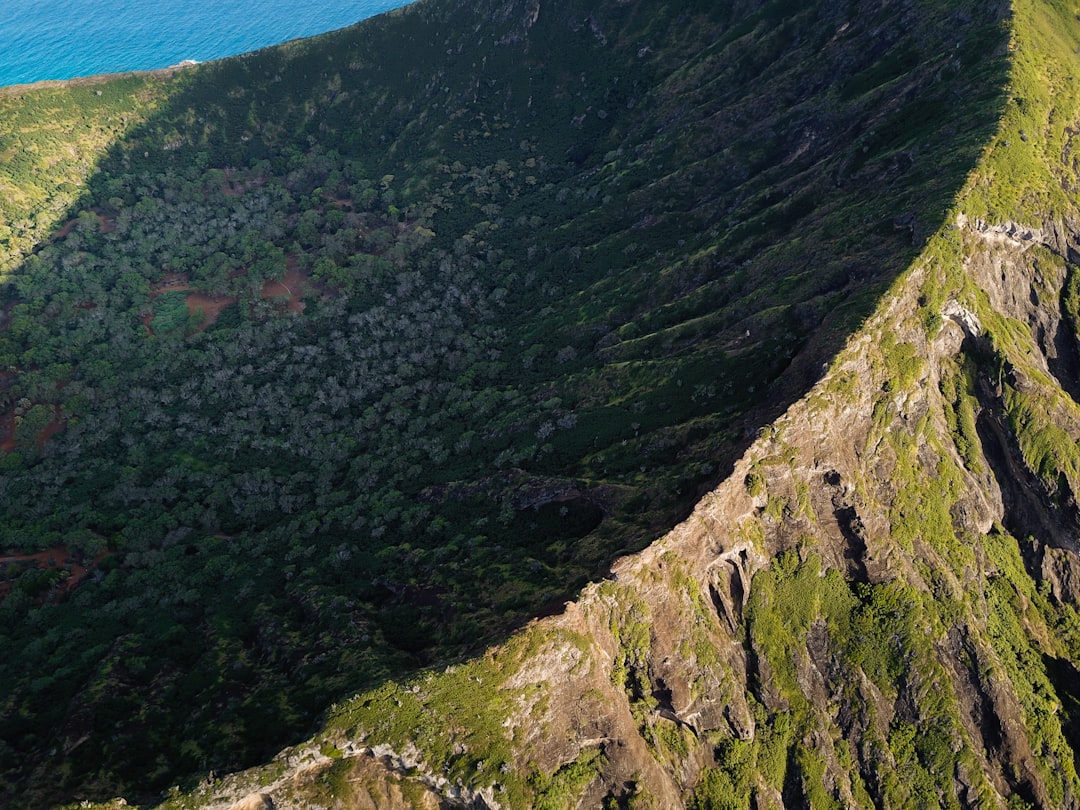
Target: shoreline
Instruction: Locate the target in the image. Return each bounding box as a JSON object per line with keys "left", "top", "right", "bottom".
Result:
{"left": 0, "top": 0, "right": 415, "bottom": 97}
{"left": 0, "top": 61, "right": 195, "bottom": 96}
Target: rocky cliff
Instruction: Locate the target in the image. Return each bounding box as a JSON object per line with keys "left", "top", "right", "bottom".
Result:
{"left": 141, "top": 0, "right": 1080, "bottom": 807}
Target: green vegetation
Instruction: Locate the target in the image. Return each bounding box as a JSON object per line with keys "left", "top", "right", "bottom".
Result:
{"left": 983, "top": 530, "right": 1080, "bottom": 807}
{"left": 0, "top": 0, "right": 1016, "bottom": 805}
{"left": 737, "top": 551, "right": 1000, "bottom": 808}
{"left": 531, "top": 746, "right": 608, "bottom": 810}
{"left": 940, "top": 356, "right": 984, "bottom": 474}
{"left": 0, "top": 75, "right": 175, "bottom": 273}
{"left": 320, "top": 625, "right": 591, "bottom": 807}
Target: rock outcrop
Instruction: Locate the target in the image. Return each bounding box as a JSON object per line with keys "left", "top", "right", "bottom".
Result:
{"left": 164, "top": 0, "right": 1080, "bottom": 807}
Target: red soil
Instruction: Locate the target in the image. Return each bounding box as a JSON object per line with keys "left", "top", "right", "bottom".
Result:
{"left": 219, "top": 169, "right": 266, "bottom": 198}
{"left": 0, "top": 407, "right": 67, "bottom": 453}
{"left": 260, "top": 267, "right": 310, "bottom": 314}
{"left": 0, "top": 372, "right": 64, "bottom": 453}
{"left": 187, "top": 292, "right": 236, "bottom": 329}
{"left": 0, "top": 410, "right": 13, "bottom": 452}
{"left": 151, "top": 273, "right": 192, "bottom": 294}
{"left": 148, "top": 274, "right": 237, "bottom": 331}
{"left": 37, "top": 414, "right": 64, "bottom": 447}
{"left": 53, "top": 210, "right": 119, "bottom": 239}
{"left": 0, "top": 546, "right": 109, "bottom": 600}
{"left": 144, "top": 264, "right": 327, "bottom": 331}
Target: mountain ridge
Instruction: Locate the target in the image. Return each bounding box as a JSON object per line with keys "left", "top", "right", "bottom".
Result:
{"left": 122, "top": 0, "right": 1080, "bottom": 806}
{"left": 3, "top": 0, "right": 1073, "bottom": 806}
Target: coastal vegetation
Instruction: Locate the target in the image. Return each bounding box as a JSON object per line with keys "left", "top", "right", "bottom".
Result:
{"left": 0, "top": 0, "right": 1053, "bottom": 806}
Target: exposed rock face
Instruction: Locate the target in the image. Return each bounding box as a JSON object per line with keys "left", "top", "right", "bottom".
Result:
{"left": 117, "top": 0, "right": 1080, "bottom": 808}
{"left": 214, "top": 1, "right": 1077, "bottom": 806}
{"left": 180, "top": 215, "right": 1080, "bottom": 800}
{"left": 227, "top": 794, "right": 275, "bottom": 810}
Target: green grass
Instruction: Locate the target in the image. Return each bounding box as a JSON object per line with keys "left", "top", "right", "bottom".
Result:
{"left": 0, "top": 0, "right": 1021, "bottom": 803}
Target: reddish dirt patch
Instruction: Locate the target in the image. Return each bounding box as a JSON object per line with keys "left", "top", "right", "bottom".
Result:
{"left": 187, "top": 292, "right": 237, "bottom": 330}
{"left": 38, "top": 413, "right": 65, "bottom": 447}
{"left": 53, "top": 219, "right": 77, "bottom": 239}
{"left": 151, "top": 273, "right": 192, "bottom": 295}
{"left": 0, "top": 410, "right": 14, "bottom": 452}
{"left": 144, "top": 266, "right": 324, "bottom": 332}
{"left": 0, "top": 404, "right": 66, "bottom": 451}
{"left": 0, "top": 546, "right": 109, "bottom": 600}
{"left": 219, "top": 169, "right": 266, "bottom": 198}
{"left": 260, "top": 267, "right": 310, "bottom": 314}
{"left": 0, "top": 371, "right": 14, "bottom": 452}
{"left": 147, "top": 273, "right": 237, "bottom": 331}
{"left": 52, "top": 209, "right": 119, "bottom": 239}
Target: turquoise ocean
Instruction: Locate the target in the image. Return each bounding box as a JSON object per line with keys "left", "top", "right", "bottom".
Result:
{"left": 0, "top": 0, "right": 412, "bottom": 88}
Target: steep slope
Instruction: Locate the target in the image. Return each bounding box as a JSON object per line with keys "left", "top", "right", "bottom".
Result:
{"left": 0, "top": 0, "right": 1011, "bottom": 806}
{"left": 130, "top": 0, "right": 1080, "bottom": 808}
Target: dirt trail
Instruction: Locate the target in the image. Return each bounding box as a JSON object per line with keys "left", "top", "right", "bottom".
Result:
{"left": 143, "top": 264, "right": 327, "bottom": 332}
{"left": 38, "top": 415, "right": 64, "bottom": 447}
{"left": 53, "top": 210, "right": 119, "bottom": 239}
{"left": 0, "top": 411, "right": 14, "bottom": 452}
{"left": 188, "top": 292, "right": 237, "bottom": 328}
{"left": 260, "top": 267, "right": 310, "bottom": 313}
{"left": 149, "top": 274, "right": 237, "bottom": 331}
{"left": 0, "top": 546, "right": 108, "bottom": 599}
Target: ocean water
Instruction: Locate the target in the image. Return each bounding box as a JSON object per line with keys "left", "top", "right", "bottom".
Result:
{"left": 0, "top": 0, "right": 413, "bottom": 88}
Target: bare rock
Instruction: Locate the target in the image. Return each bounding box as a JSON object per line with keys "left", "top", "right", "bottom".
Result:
{"left": 227, "top": 794, "right": 274, "bottom": 810}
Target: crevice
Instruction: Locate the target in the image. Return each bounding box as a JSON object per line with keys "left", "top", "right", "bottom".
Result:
{"left": 651, "top": 678, "right": 675, "bottom": 717}
{"left": 649, "top": 676, "right": 697, "bottom": 735}
{"left": 824, "top": 469, "right": 870, "bottom": 581}
{"left": 709, "top": 582, "right": 737, "bottom": 635}
{"left": 781, "top": 744, "right": 812, "bottom": 808}
{"left": 833, "top": 505, "right": 869, "bottom": 582}
{"left": 727, "top": 560, "right": 745, "bottom": 621}
{"left": 1042, "top": 654, "right": 1080, "bottom": 775}
{"left": 973, "top": 369, "right": 1079, "bottom": 551}
{"left": 1047, "top": 312, "right": 1080, "bottom": 404}
{"left": 949, "top": 626, "right": 1004, "bottom": 757}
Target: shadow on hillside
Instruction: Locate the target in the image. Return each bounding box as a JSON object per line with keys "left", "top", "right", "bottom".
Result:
{"left": 0, "top": 0, "right": 1011, "bottom": 804}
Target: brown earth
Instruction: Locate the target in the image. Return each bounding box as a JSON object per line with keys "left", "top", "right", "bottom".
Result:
{"left": 37, "top": 411, "right": 65, "bottom": 447}
{"left": 187, "top": 292, "right": 237, "bottom": 329}
{"left": 0, "top": 370, "right": 16, "bottom": 451}
{"left": 53, "top": 210, "right": 119, "bottom": 240}
{"left": 0, "top": 399, "right": 63, "bottom": 452}
{"left": 0, "top": 546, "right": 108, "bottom": 600}
{"left": 149, "top": 267, "right": 320, "bottom": 326}
{"left": 149, "top": 273, "right": 238, "bottom": 331}
{"left": 260, "top": 267, "right": 311, "bottom": 314}
{"left": 219, "top": 168, "right": 266, "bottom": 198}
{"left": 0, "top": 410, "right": 13, "bottom": 452}
{"left": 53, "top": 219, "right": 77, "bottom": 239}
{"left": 150, "top": 273, "right": 192, "bottom": 294}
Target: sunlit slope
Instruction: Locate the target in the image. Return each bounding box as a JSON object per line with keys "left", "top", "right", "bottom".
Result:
{"left": 0, "top": 0, "right": 1010, "bottom": 805}
{"left": 133, "top": 0, "right": 1080, "bottom": 807}
{"left": 0, "top": 73, "right": 177, "bottom": 273}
